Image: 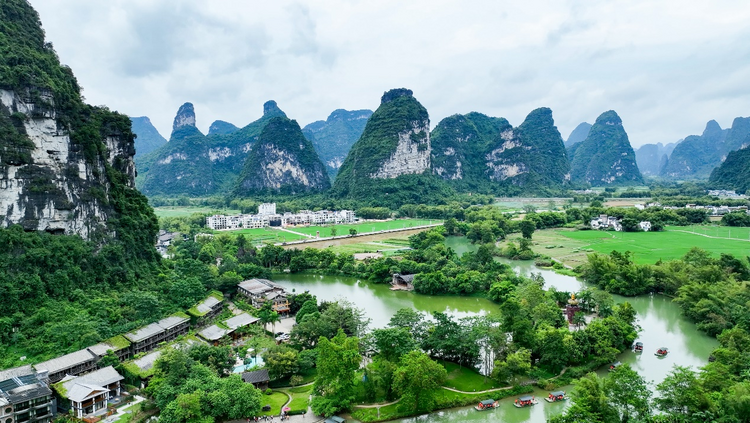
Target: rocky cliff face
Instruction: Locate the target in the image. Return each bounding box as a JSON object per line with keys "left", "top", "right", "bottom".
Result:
{"left": 235, "top": 117, "right": 330, "bottom": 194}
{"left": 484, "top": 108, "right": 570, "bottom": 191}
{"left": 137, "top": 101, "right": 286, "bottom": 196}
{"left": 130, "top": 116, "right": 166, "bottom": 157}
{"left": 661, "top": 120, "right": 729, "bottom": 179}
{"left": 333, "top": 89, "right": 437, "bottom": 197}
{"left": 302, "top": 109, "right": 372, "bottom": 177}
{"left": 568, "top": 110, "right": 643, "bottom": 185}
{"left": 431, "top": 112, "right": 511, "bottom": 190}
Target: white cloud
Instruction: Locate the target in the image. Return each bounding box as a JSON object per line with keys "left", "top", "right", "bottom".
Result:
{"left": 31, "top": 0, "right": 750, "bottom": 147}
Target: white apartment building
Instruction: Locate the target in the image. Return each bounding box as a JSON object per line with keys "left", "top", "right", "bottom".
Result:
{"left": 258, "top": 203, "right": 277, "bottom": 215}
{"left": 205, "top": 203, "right": 356, "bottom": 230}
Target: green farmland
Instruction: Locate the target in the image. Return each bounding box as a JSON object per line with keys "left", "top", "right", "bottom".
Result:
{"left": 286, "top": 219, "right": 439, "bottom": 238}
{"left": 531, "top": 226, "right": 750, "bottom": 266}
{"left": 153, "top": 206, "right": 240, "bottom": 218}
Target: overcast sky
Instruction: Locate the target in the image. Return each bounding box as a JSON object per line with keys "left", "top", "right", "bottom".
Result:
{"left": 31, "top": 0, "right": 750, "bottom": 147}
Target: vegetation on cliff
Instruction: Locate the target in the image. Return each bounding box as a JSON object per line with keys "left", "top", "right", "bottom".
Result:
{"left": 709, "top": 142, "right": 750, "bottom": 193}
{"left": 302, "top": 109, "right": 372, "bottom": 178}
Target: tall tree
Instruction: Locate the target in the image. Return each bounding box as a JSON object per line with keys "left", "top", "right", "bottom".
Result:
{"left": 393, "top": 351, "right": 448, "bottom": 412}
{"left": 604, "top": 364, "right": 652, "bottom": 421}
{"left": 311, "top": 330, "right": 361, "bottom": 416}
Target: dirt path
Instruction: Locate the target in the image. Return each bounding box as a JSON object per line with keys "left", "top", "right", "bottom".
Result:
{"left": 280, "top": 226, "right": 438, "bottom": 250}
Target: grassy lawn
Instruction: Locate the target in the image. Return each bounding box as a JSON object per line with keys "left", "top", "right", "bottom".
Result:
{"left": 282, "top": 384, "right": 311, "bottom": 413}
{"left": 153, "top": 206, "right": 240, "bottom": 218}
{"left": 530, "top": 226, "right": 750, "bottom": 266}
{"left": 258, "top": 391, "right": 288, "bottom": 416}
{"left": 440, "top": 360, "right": 501, "bottom": 391}
{"left": 286, "top": 219, "right": 440, "bottom": 238}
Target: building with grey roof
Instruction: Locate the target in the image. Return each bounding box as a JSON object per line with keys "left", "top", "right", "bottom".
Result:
{"left": 197, "top": 325, "right": 230, "bottom": 343}
{"left": 33, "top": 349, "right": 98, "bottom": 383}
{"left": 0, "top": 367, "right": 55, "bottom": 423}
{"left": 237, "top": 279, "right": 290, "bottom": 314}
{"left": 124, "top": 314, "right": 190, "bottom": 355}
{"left": 197, "top": 313, "right": 259, "bottom": 343}
{"left": 58, "top": 366, "right": 124, "bottom": 418}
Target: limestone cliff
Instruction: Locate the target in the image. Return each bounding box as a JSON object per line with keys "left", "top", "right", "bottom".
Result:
{"left": 235, "top": 117, "right": 330, "bottom": 195}
{"left": 0, "top": 0, "right": 155, "bottom": 243}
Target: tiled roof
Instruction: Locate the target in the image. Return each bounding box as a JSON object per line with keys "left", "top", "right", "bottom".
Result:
{"left": 225, "top": 313, "right": 259, "bottom": 330}
{"left": 33, "top": 349, "right": 96, "bottom": 374}
{"left": 241, "top": 369, "right": 269, "bottom": 384}
{"left": 197, "top": 325, "right": 230, "bottom": 342}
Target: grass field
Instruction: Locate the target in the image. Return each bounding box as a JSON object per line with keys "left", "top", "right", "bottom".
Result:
{"left": 259, "top": 391, "right": 288, "bottom": 416}
{"left": 153, "top": 206, "right": 240, "bottom": 218}
{"left": 286, "top": 219, "right": 439, "bottom": 238}
{"left": 440, "top": 360, "right": 500, "bottom": 391}
{"left": 281, "top": 384, "right": 312, "bottom": 413}
{"left": 530, "top": 226, "right": 750, "bottom": 266}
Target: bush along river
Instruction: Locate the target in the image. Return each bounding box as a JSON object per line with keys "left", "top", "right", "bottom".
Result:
{"left": 272, "top": 236, "right": 718, "bottom": 422}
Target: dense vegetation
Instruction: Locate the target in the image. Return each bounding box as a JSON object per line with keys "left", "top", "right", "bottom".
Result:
{"left": 709, "top": 143, "right": 750, "bottom": 194}
{"left": 234, "top": 116, "right": 331, "bottom": 196}
{"left": 130, "top": 116, "right": 167, "bottom": 157}
{"left": 302, "top": 108, "right": 372, "bottom": 178}
{"left": 563, "top": 122, "right": 591, "bottom": 149}
{"left": 568, "top": 110, "right": 643, "bottom": 186}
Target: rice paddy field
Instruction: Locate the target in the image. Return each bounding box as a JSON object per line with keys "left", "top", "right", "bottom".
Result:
{"left": 529, "top": 225, "right": 750, "bottom": 266}
{"left": 153, "top": 206, "right": 240, "bottom": 218}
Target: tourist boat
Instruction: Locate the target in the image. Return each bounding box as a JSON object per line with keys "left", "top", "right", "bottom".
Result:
{"left": 609, "top": 361, "right": 622, "bottom": 371}
{"left": 474, "top": 399, "right": 498, "bottom": 411}
{"left": 634, "top": 341, "right": 644, "bottom": 352}
{"left": 514, "top": 395, "right": 538, "bottom": 408}
{"left": 545, "top": 391, "right": 568, "bottom": 403}
{"left": 655, "top": 347, "right": 669, "bottom": 357}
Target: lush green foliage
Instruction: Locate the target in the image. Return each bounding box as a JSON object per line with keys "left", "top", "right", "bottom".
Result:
{"left": 302, "top": 109, "right": 372, "bottom": 178}
{"left": 311, "top": 330, "right": 362, "bottom": 416}
{"left": 568, "top": 110, "right": 643, "bottom": 186}
{"left": 710, "top": 145, "right": 750, "bottom": 194}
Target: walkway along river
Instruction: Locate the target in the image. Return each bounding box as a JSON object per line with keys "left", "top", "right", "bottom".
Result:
{"left": 271, "top": 236, "right": 718, "bottom": 422}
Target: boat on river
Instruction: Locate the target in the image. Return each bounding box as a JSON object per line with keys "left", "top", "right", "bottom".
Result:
{"left": 634, "top": 341, "right": 644, "bottom": 352}
{"left": 514, "top": 395, "right": 538, "bottom": 408}
{"left": 609, "top": 361, "right": 622, "bottom": 371}
{"left": 655, "top": 347, "right": 669, "bottom": 357}
{"left": 474, "top": 399, "right": 498, "bottom": 410}
{"left": 545, "top": 391, "right": 567, "bottom": 403}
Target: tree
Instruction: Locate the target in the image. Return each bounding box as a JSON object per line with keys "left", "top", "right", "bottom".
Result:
{"left": 443, "top": 217, "right": 457, "bottom": 235}
{"left": 520, "top": 218, "right": 535, "bottom": 239}
{"left": 263, "top": 345, "right": 299, "bottom": 379}
{"left": 311, "top": 330, "right": 361, "bottom": 416}
{"left": 655, "top": 366, "right": 712, "bottom": 417}
{"left": 604, "top": 363, "right": 651, "bottom": 421}
{"left": 296, "top": 299, "right": 319, "bottom": 323}
{"left": 372, "top": 327, "right": 418, "bottom": 362}
{"left": 392, "top": 351, "right": 447, "bottom": 412}
{"left": 492, "top": 348, "right": 531, "bottom": 384}
{"left": 330, "top": 227, "right": 337, "bottom": 237}
{"left": 349, "top": 228, "right": 357, "bottom": 236}
{"left": 564, "top": 372, "right": 618, "bottom": 422}
{"left": 257, "top": 301, "right": 279, "bottom": 333}
{"left": 289, "top": 375, "right": 303, "bottom": 387}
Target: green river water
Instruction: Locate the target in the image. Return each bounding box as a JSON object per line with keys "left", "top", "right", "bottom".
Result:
{"left": 272, "top": 237, "right": 718, "bottom": 422}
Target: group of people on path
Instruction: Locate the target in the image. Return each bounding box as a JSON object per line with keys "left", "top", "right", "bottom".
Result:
{"left": 248, "top": 414, "right": 296, "bottom": 422}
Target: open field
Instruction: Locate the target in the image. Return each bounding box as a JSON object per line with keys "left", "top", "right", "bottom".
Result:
{"left": 493, "top": 197, "right": 573, "bottom": 212}
{"left": 287, "top": 219, "right": 439, "bottom": 237}
{"left": 527, "top": 226, "right": 750, "bottom": 266}
{"left": 153, "top": 206, "right": 240, "bottom": 218}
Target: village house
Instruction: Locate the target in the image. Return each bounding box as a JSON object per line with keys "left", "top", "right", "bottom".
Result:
{"left": 236, "top": 279, "right": 290, "bottom": 314}
{"left": 391, "top": 274, "right": 415, "bottom": 291}
{"left": 639, "top": 221, "right": 652, "bottom": 231}
{"left": 197, "top": 313, "right": 260, "bottom": 344}
{"left": 124, "top": 314, "right": 190, "bottom": 355}
{"left": 590, "top": 215, "right": 622, "bottom": 231}
{"left": 56, "top": 366, "right": 124, "bottom": 419}
{"left": 0, "top": 365, "right": 55, "bottom": 423}
{"left": 241, "top": 369, "right": 270, "bottom": 391}
{"left": 205, "top": 203, "right": 356, "bottom": 231}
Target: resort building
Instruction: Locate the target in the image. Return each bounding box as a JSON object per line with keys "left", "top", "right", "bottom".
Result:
{"left": 0, "top": 366, "right": 55, "bottom": 423}
{"left": 33, "top": 350, "right": 99, "bottom": 384}
{"left": 241, "top": 369, "right": 270, "bottom": 391}
{"left": 258, "top": 203, "right": 276, "bottom": 215}
{"left": 56, "top": 366, "right": 124, "bottom": 419}
{"left": 124, "top": 314, "right": 190, "bottom": 355}
{"left": 187, "top": 292, "right": 224, "bottom": 324}
{"left": 391, "top": 274, "right": 415, "bottom": 291}
{"left": 197, "top": 313, "right": 260, "bottom": 344}
{"left": 236, "top": 279, "right": 290, "bottom": 314}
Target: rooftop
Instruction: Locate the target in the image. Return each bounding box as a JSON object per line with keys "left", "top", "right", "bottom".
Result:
{"left": 241, "top": 369, "right": 269, "bottom": 384}
{"left": 0, "top": 365, "right": 34, "bottom": 382}
{"left": 197, "top": 325, "right": 230, "bottom": 342}
{"left": 225, "top": 313, "right": 259, "bottom": 330}
{"left": 125, "top": 315, "right": 190, "bottom": 342}
{"left": 192, "top": 295, "right": 223, "bottom": 316}
{"left": 60, "top": 366, "right": 123, "bottom": 402}
{"left": 33, "top": 349, "right": 97, "bottom": 374}
{"left": 0, "top": 373, "right": 52, "bottom": 404}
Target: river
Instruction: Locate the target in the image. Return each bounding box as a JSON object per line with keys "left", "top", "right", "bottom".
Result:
{"left": 272, "top": 236, "right": 718, "bottom": 422}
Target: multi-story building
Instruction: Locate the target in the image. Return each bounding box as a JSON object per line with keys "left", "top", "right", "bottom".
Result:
{"left": 197, "top": 313, "right": 260, "bottom": 344}
{"left": 186, "top": 292, "right": 224, "bottom": 324}
{"left": 0, "top": 366, "right": 55, "bottom": 423}
{"left": 258, "top": 203, "right": 277, "bottom": 215}
{"left": 205, "top": 204, "right": 356, "bottom": 230}
{"left": 124, "top": 314, "right": 190, "bottom": 355}
{"left": 33, "top": 350, "right": 99, "bottom": 384}
{"left": 56, "top": 366, "right": 124, "bottom": 419}
{"left": 236, "top": 279, "right": 290, "bottom": 314}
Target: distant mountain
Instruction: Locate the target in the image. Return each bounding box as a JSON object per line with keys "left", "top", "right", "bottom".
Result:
{"left": 569, "top": 110, "right": 643, "bottom": 185}
{"left": 564, "top": 122, "right": 592, "bottom": 149}
{"left": 484, "top": 108, "right": 571, "bottom": 192}
{"left": 130, "top": 116, "right": 167, "bottom": 157}
{"left": 661, "top": 120, "right": 730, "bottom": 179}
{"left": 208, "top": 120, "right": 239, "bottom": 136}
{"left": 709, "top": 140, "right": 750, "bottom": 193}
{"left": 430, "top": 112, "right": 510, "bottom": 190}
{"left": 332, "top": 88, "right": 454, "bottom": 204}
{"left": 635, "top": 142, "right": 677, "bottom": 176}
{"left": 235, "top": 117, "right": 330, "bottom": 195}
{"left": 136, "top": 101, "right": 286, "bottom": 196}
{"left": 302, "top": 109, "right": 372, "bottom": 178}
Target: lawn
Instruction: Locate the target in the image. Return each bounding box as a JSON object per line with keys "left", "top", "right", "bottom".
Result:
{"left": 532, "top": 226, "right": 750, "bottom": 266}
{"left": 287, "top": 219, "right": 440, "bottom": 238}
{"left": 281, "top": 384, "right": 311, "bottom": 413}
{"left": 258, "top": 391, "right": 288, "bottom": 416}
{"left": 153, "top": 206, "right": 240, "bottom": 218}
{"left": 440, "top": 360, "right": 500, "bottom": 391}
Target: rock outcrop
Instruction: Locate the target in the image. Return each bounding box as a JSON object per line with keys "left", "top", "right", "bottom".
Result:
{"left": 137, "top": 100, "right": 287, "bottom": 196}
{"left": 569, "top": 110, "right": 643, "bottom": 185}
{"left": 130, "top": 116, "right": 167, "bottom": 157}
{"left": 660, "top": 120, "right": 729, "bottom": 179}
{"left": 302, "top": 109, "right": 372, "bottom": 177}
{"left": 564, "top": 122, "right": 592, "bottom": 149}
{"left": 484, "top": 108, "right": 571, "bottom": 191}
{"left": 235, "top": 117, "right": 330, "bottom": 195}
{"left": 0, "top": 0, "right": 155, "bottom": 242}
{"left": 635, "top": 142, "right": 676, "bottom": 176}
{"left": 333, "top": 88, "right": 437, "bottom": 198}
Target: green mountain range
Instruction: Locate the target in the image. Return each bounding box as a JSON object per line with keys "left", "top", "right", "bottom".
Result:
{"left": 235, "top": 117, "right": 331, "bottom": 195}
{"left": 568, "top": 110, "right": 643, "bottom": 185}
{"left": 136, "top": 100, "right": 286, "bottom": 196}
{"left": 208, "top": 120, "right": 239, "bottom": 136}
{"left": 130, "top": 116, "right": 167, "bottom": 157}
{"left": 302, "top": 109, "right": 372, "bottom": 178}
{"left": 708, "top": 140, "right": 750, "bottom": 193}
{"left": 564, "top": 122, "right": 592, "bottom": 149}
